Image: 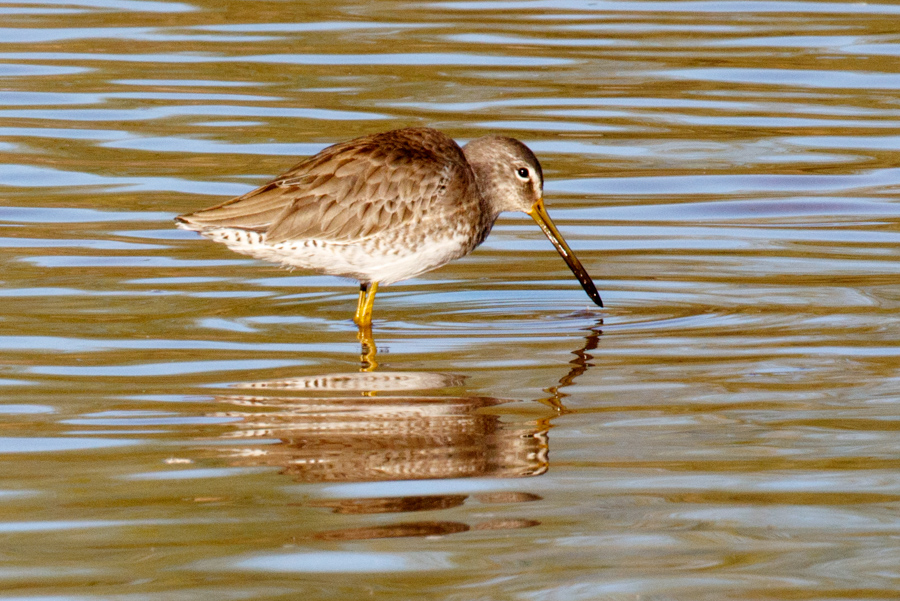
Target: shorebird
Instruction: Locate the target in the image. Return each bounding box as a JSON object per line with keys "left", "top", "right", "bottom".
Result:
{"left": 176, "top": 127, "right": 602, "bottom": 326}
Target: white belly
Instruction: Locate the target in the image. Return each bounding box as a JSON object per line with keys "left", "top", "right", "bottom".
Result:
{"left": 189, "top": 226, "right": 474, "bottom": 285}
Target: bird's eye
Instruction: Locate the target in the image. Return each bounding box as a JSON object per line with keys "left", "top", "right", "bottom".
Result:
{"left": 516, "top": 167, "right": 530, "bottom": 179}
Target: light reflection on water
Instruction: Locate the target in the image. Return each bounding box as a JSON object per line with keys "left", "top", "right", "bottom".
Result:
{"left": 0, "top": 0, "right": 898, "bottom": 598}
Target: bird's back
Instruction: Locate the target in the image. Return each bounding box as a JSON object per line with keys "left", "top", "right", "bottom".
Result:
{"left": 177, "top": 128, "right": 476, "bottom": 236}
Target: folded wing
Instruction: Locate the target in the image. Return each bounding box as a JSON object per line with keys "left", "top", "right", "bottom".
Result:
{"left": 176, "top": 128, "right": 473, "bottom": 245}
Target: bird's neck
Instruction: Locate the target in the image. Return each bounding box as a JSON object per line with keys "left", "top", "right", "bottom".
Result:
{"left": 466, "top": 166, "right": 506, "bottom": 222}
{"left": 461, "top": 168, "right": 501, "bottom": 247}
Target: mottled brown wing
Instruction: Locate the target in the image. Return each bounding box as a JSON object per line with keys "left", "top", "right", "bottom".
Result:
{"left": 174, "top": 140, "right": 359, "bottom": 232}
{"left": 177, "top": 129, "right": 473, "bottom": 245}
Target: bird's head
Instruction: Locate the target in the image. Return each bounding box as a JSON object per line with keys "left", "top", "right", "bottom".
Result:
{"left": 463, "top": 134, "right": 603, "bottom": 308}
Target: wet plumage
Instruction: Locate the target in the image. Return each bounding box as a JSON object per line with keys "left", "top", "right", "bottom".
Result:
{"left": 176, "top": 127, "right": 602, "bottom": 325}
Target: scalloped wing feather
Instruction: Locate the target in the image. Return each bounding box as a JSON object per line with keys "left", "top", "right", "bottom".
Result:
{"left": 177, "top": 128, "right": 473, "bottom": 245}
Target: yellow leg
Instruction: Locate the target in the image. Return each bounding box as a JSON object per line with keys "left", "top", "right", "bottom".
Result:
{"left": 353, "top": 281, "right": 379, "bottom": 326}
{"left": 353, "top": 282, "right": 380, "bottom": 371}
{"left": 353, "top": 285, "right": 367, "bottom": 325}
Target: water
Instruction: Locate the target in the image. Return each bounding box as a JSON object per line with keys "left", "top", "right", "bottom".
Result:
{"left": 1, "top": 0, "right": 898, "bottom": 598}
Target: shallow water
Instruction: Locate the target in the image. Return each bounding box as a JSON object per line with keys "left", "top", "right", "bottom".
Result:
{"left": 1, "top": 0, "right": 899, "bottom": 599}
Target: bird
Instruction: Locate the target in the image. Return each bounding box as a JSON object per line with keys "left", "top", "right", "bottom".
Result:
{"left": 175, "top": 127, "right": 603, "bottom": 326}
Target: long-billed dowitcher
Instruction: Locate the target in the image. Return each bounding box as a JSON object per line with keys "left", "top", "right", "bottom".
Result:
{"left": 176, "top": 127, "right": 602, "bottom": 326}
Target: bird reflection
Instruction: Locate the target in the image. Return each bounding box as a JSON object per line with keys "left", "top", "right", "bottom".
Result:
{"left": 214, "top": 371, "right": 549, "bottom": 481}
{"left": 205, "top": 320, "right": 602, "bottom": 540}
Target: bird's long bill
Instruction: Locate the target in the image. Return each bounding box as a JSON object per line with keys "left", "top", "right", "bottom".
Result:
{"left": 527, "top": 198, "right": 603, "bottom": 308}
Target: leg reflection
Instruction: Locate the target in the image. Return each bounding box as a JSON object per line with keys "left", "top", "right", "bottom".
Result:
{"left": 357, "top": 324, "right": 378, "bottom": 372}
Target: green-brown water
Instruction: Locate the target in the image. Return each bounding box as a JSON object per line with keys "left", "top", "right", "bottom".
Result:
{"left": 1, "top": 1, "right": 898, "bottom": 599}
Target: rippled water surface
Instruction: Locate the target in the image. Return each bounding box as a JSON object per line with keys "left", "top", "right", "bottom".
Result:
{"left": 1, "top": 0, "right": 899, "bottom": 599}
